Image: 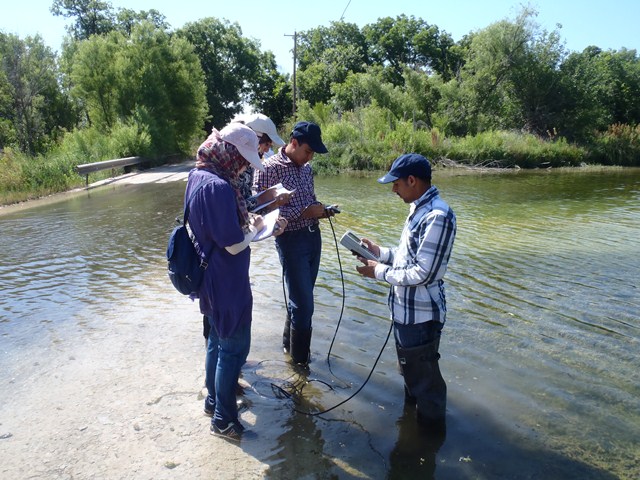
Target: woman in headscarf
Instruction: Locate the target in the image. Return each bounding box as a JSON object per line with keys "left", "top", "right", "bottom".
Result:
{"left": 185, "top": 123, "right": 276, "bottom": 441}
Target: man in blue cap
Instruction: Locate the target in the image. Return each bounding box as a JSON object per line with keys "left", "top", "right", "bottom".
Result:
{"left": 355, "top": 153, "right": 456, "bottom": 428}
{"left": 254, "top": 121, "right": 339, "bottom": 366}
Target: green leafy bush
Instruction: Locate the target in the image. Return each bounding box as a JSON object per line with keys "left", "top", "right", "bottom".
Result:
{"left": 591, "top": 123, "right": 640, "bottom": 166}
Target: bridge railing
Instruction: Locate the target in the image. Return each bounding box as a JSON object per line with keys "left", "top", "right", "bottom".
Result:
{"left": 76, "top": 156, "right": 150, "bottom": 187}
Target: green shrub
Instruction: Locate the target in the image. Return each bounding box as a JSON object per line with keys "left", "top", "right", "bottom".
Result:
{"left": 0, "top": 121, "right": 155, "bottom": 204}
{"left": 591, "top": 123, "right": 640, "bottom": 166}
{"left": 109, "top": 119, "right": 152, "bottom": 159}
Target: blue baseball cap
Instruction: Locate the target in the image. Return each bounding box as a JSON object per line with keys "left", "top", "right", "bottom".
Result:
{"left": 291, "top": 121, "right": 328, "bottom": 154}
{"left": 378, "top": 153, "right": 432, "bottom": 184}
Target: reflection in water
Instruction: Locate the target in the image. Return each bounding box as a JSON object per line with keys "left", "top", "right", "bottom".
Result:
{"left": 1, "top": 168, "right": 639, "bottom": 478}
{"left": 248, "top": 357, "right": 391, "bottom": 478}
{"left": 265, "top": 406, "right": 331, "bottom": 479}
{"left": 388, "top": 405, "right": 446, "bottom": 480}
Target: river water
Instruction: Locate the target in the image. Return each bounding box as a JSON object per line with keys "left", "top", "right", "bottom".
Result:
{"left": 1, "top": 166, "right": 638, "bottom": 479}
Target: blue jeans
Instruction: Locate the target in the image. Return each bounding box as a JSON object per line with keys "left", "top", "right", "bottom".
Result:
{"left": 205, "top": 318, "right": 251, "bottom": 426}
{"left": 275, "top": 227, "right": 321, "bottom": 332}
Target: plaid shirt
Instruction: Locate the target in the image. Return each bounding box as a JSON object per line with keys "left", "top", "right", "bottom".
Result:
{"left": 253, "top": 147, "right": 320, "bottom": 232}
{"left": 374, "top": 186, "right": 456, "bottom": 325}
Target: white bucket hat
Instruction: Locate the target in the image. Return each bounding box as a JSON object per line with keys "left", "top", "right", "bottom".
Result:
{"left": 232, "top": 113, "right": 286, "bottom": 147}
{"left": 218, "top": 123, "right": 264, "bottom": 172}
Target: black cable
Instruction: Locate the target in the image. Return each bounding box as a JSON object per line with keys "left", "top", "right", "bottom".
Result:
{"left": 291, "top": 319, "right": 393, "bottom": 416}
{"left": 325, "top": 213, "right": 346, "bottom": 368}
{"left": 269, "top": 207, "right": 393, "bottom": 417}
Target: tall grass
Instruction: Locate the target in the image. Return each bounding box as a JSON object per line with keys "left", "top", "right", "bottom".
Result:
{"left": 0, "top": 121, "right": 151, "bottom": 205}
{"left": 312, "top": 109, "right": 589, "bottom": 173}
{"left": 294, "top": 103, "right": 591, "bottom": 173}
{"left": 590, "top": 123, "right": 640, "bottom": 166}
{"left": 443, "top": 130, "right": 586, "bottom": 168}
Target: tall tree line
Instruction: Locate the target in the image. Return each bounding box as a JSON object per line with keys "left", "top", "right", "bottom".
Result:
{"left": 296, "top": 8, "right": 640, "bottom": 144}
{"left": 1, "top": 2, "right": 638, "bottom": 159}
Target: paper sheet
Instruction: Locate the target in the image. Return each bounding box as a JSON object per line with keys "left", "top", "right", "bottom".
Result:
{"left": 252, "top": 208, "right": 281, "bottom": 241}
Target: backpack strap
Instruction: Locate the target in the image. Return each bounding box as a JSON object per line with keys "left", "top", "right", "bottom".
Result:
{"left": 183, "top": 176, "right": 212, "bottom": 223}
{"left": 183, "top": 175, "right": 215, "bottom": 267}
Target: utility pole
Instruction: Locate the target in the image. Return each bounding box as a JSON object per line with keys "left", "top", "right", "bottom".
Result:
{"left": 285, "top": 31, "right": 297, "bottom": 119}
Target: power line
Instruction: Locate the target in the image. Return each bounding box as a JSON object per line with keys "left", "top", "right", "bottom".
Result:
{"left": 339, "top": 0, "right": 352, "bottom": 21}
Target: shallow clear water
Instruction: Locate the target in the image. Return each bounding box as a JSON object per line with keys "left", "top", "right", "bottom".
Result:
{"left": 1, "top": 167, "right": 638, "bottom": 478}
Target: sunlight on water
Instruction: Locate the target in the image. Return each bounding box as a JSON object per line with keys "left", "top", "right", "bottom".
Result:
{"left": 1, "top": 168, "right": 638, "bottom": 477}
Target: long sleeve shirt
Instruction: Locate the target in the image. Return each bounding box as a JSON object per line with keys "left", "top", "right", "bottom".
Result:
{"left": 185, "top": 168, "right": 253, "bottom": 338}
{"left": 374, "top": 186, "right": 456, "bottom": 325}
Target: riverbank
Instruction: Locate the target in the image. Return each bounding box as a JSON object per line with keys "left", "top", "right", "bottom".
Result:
{"left": 0, "top": 160, "right": 193, "bottom": 216}
{"left": 1, "top": 155, "right": 626, "bottom": 217}
{"left": 5, "top": 120, "right": 638, "bottom": 207}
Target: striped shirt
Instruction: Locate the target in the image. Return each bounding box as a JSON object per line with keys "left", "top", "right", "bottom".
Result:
{"left": 253, "top": 147, "right": 320, "bottom": 232}
{"left": 374, "top": 186, "right": 456, "bottom": 325}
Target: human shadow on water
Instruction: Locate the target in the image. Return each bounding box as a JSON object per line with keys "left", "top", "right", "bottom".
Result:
{"left": 239, "top": 361, "right": 621, "bottom": 479}
{"left": 387, "top": 398, "right": 620, "bottom": 480}
{"left": 263, "top": 409, "right": 333, "bottom": 479}
{"left": 387, "top": 404, "right": 447, "bottom": 480}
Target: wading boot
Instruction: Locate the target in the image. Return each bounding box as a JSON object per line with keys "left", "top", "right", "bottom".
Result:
{"left": 289, "top": 326, "right": 312, "bottom": 367}
{"left": 396, "top": 339, "right": 447, "bottom": 426}
{"left": 282, "top": 313, "right": 291, "bottom": 354}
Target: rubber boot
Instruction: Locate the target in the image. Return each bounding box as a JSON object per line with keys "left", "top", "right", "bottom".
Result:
{"left": 396, "top": 340, "right": 447, "bottom": 426}
{"left": 289, "top": 326, "right": 312, "bottom": 366}
{"left": 282, "top": 313, "right": 291, "bottom": 354}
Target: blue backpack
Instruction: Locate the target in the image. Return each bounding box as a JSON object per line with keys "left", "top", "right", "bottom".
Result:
{"left": 166, "top": 179, "right": 212, "bottom": 295}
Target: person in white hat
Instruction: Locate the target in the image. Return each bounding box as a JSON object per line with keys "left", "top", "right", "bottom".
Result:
{"left": 232, "top": 113, "right": 286, "bottom": 157}
{"left": 199, "top": 120, "right": 290, "bottom": 417}
{"left": 185, "top": 122, "right": 285, "bottom": 441}
{"left": 231, "top": 113, "right": 292, "bottom": 213}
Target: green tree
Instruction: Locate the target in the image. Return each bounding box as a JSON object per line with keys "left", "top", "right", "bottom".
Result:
{"left": 297, "top": 21, "right": 369, "bottom": 70}
{"left": 297, "top": 43, "right": 367, "bottom": 106}
{"left": 295, "top": 22, "right": 369, "bottom": 106}
{"left": 114, "top": 8, "right": 169, "bottom": 36}
{"left": 454, "top": 7, "right": 566, "bottom": 135}
{"left": 247, "top": 50, "right": 291, "bottom": 127}
{"left": 122, "top": 23, "right": 207, "bottom": 153}
{"left": 50, "top": 0, "right": 116, "bottom": 40}
{"left": 512, "top": 28, "right": 566, "bottom": 135}
{"left": 69, "top": 32, "right": 121, "bottom": 129}
{"left": 0, "top": 33, "right": 71, "bottom": 155}
{"left": 363, "top": 14, "right": 455, "bottom": 85}
{"left": 560, "top": 46, "right": 640, "bottom": 141}
{"left": 175, "top": 18, "right": 263, "bottom": 130}
{"left": 69, "top": 22, "right": 206, "bottom": 154}
{"left": 331, "top": 65, "right": 435, "bottom": 125}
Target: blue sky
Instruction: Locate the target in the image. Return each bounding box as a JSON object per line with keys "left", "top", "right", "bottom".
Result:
{"left": 2, "top": 0, "right": 638, "bottom": 74}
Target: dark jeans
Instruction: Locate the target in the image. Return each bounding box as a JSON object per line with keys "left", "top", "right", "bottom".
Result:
{"left": 275, "top": 227, "right": 321, "bottom": 332}
{"left": 394, "top": 321, "right": 443, "bottom": 349}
